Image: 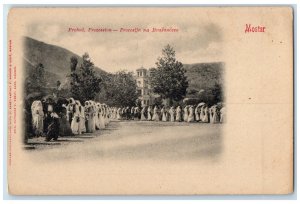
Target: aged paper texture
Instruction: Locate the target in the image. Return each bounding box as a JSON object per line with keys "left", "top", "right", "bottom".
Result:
{"left": 7, "top": 7, "right": 293, "bottom": 195}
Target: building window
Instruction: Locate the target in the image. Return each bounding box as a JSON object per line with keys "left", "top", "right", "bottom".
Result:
{"left": 137, "top": 89, "right": 142, "bottom": 96}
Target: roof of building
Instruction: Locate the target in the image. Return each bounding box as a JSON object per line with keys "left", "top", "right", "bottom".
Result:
{"left": 136, "top": 67, "right": 147, "bottom": 71}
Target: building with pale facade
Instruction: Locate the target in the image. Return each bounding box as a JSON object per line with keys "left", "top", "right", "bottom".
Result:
{"left": 135, "top": 67, "right": 158, "bottom": 107}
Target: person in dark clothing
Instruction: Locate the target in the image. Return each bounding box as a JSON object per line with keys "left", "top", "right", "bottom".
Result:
{"left": 126, "top": 107, "right": 131, "bottom": 120}
{"left": 45, "top": 113, "right": 60, "bottom": 141}
{"left": 44, "top": 102, "right": 60, "bottom": 141}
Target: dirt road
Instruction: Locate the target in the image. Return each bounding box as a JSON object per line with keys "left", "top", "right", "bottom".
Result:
{"left": 26, "top": 120, "right": 223, "bottom": 162}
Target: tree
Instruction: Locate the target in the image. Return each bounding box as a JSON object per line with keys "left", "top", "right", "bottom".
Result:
{"left": 70, "top": 56, "right": 78, "bottom": 72}
{"left": 153, "top": 97, "right": 163, "bottom": 107}
{"left": 98, "top": 70, "right": 138, "bottom": 107}
{"left": 211, "top": 83, "right": 223, "bottom": 103}
{"left": 56, "top": 80, "right": 61, "bottom": 89}
{"left": 150, "top": 44, "right": 188, "bottom": 105}
{"left": 197, "top": 83, "right": 223, "bottom": 106}
{"left": 70, "top": 53, "right": 102, "bottom": 103}
{"left": 135, "top": 98, "right": 142, "bottom": 107}
{"left": 25, "top": 63, "right": 46, "bottom": 94}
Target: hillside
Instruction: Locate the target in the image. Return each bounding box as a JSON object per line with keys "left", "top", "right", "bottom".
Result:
{"left": 23, "top": 36, "right": 107, "bottom": 87}
{"left": 183, "top": 62, "right": 224, "bottom": 98}
{"left": 22, "top": 36, "right": 224, "bottom": 104}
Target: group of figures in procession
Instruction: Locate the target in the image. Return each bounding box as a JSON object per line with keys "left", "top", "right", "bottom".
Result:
{"left": 30, "top": 97, "right": 225, "bottom": 142}
{"left": 112, "top": 103, "right": 225, "bottom": 123}
{"left": 30, "top": 97, "right": 111, "bottom": 142}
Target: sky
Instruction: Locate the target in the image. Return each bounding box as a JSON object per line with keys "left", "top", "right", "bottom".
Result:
{"left": 26, "top": 11, "right": 224, "bottom": 73}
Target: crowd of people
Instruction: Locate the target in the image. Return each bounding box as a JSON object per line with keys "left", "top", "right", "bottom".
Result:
{"left": 30, "top": 97, "right": 225, "bottom": 142}
{"left": 30, "top": 97, "right": 111, "bottom": 141}
{"left": 111, "top": 103, "right": 225, "bottom": 123}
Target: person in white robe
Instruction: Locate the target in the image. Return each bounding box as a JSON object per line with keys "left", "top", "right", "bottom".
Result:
{"left": 95, "top": 103, "right": 101, "bottom": 130}
{"left": 107, "top": 107, "right": 111, "bottom": 123}
{"left": 79, "top": 102, "right": 86, "bottom": 133}
{"left": 161, "top": 107, "right": 167, "bottom": 122}
{"left": 200, "top": 105, "right": 205, "bottom": 122}
{"left": 165, "top": 107, "right": 170, "bottom": 121}
{"left": 183, "top": 106, "right": 189, "bottom": 122}
{"left": 169, "top": 106, "right": 175, "bottom": 122}
{"left": 202, "top": 106, "right": 209, "bottom": 123}
{"left": 71, "top": 102, "right": 81, "bottom": 135}
{"left": 102, "top": 105, "right": 106, "bottom": 125}
{"left": 209, "top": 106, "right": 213, "bottom": 122}
{"left": 91, "top": 101, "right": 98, "bottom": 131}
{"left": 120, "top": 108, "right": 125, "bottom": 120}
{"left": 85, "top": 101, "right": 96, "bottom": 133}
{"left": 102, "top": 105, "right": 106, "bottom": 126}
{"left": 175, "top": 106, "right": 182, "bottom": 122}
{"left": 99, "top": 105, "right": 106, "bottom": 129}
{"left": 31, "top": 100, "right": 44, "bottom": 136}
{"left": 147, "top": 106, "right": 152, "bottom": 121}
{"left": 113, "top": 107, "right": 116, "bottom": 120}
{"left": 66, "top": 98, "right": 76, "bottom": 125}
{"left": 152, "top": 106, "right": 160, "bottom": 121}
{"left": 210, "top": 105, "right": 220, "bottom": 123}
{"left": 76, "top": 100, "right": 86, "bottom": 134}
{"left": 110, "top": 107, "right": 114, "bottom": 120}
{"left": 187, "top": 105, "right": 195, "bottom": 122}
{"left": 130, "top": 107, "right": 135, "bottom": 120}
{"left": 117, "top": 107, "right": 122, "bottom": 120}
{"left": 104, "top": 105, "right": 109, "bottom": 126}
{"left": 209, "top": 107, "right": 214, "bottom": 124}
{"left": 195, "top": 105, "right": 200, "bottom": 122}
{"left": 105, "top": 104, "right": 109, "bottom": 126}
{"left": 140, "top": 107, "right": 147, "bottom": 121}
{"left": 114, "top": 107, "right": 118, "bottom": 119}
{"left": 220, "top": 106, "right": 225, "bottom": 123}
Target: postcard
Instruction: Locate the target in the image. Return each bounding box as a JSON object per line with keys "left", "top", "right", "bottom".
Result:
{"left": 7, "top": 7, "right": 293, "bottom": 195}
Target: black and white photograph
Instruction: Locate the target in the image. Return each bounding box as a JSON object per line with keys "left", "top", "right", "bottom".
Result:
{"left": 23, "top": 22, "right": 225, "bottom": 160}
